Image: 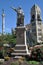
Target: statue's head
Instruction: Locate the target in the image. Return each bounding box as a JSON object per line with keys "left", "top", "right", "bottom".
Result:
{"left": 17, "top": 6, "right": 24, "bottom": 16}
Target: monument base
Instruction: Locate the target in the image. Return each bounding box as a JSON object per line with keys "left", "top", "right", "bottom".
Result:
{"left": 11, "top": 26, "right": 29, "bottom": 58}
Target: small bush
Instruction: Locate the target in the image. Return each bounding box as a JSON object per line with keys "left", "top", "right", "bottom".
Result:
{"left": 4, "top": 56, "right": 10, "bottom": 61}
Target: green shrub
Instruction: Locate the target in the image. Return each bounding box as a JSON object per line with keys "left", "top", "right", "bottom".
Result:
{"left": 28, "top": 61, "right": 39, "bottom": 64}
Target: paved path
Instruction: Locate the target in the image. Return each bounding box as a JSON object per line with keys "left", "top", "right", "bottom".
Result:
{"left": 0, "top": 58, "right": 43, "bottom": 65}
{"left": 0, "top": 58, "right": 15, "bottom": 65}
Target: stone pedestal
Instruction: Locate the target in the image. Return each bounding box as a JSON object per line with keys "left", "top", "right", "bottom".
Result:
{"left": 11, "top": 26, "right": 29, "bottom": 56}
{"left": 16, "top": 26, "right": 25, "bottom": 45}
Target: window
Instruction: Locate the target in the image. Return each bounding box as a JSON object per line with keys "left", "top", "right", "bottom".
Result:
{"left": 38, "top": 29, "right": 41, "bottom": 31}
{"left": 37, "top": 14, "right": 42, "bottom": 21}
{"left": 38, "top": 37, "right": 42, "bottom": 40}
{"left": 32, "top": 22, "right": 36, "bottom": 26}
{"left": 31, "top": 15, "right": 35, "bottom": 21}
{"left": 32, "top": 15, "right": 35, "bottom": 19}
{"left": 38, "top": 22, "right": 41, "bottom": 25}
{"left": 37, "top": 14, "right": 40, "bottom": 19}
{"left": 34, "top": 33, "right": 36, "bottom": 36}
{"left": 32, "top": 28, "right": 36, "bottom": 32}
{"left": 38, "top": 33, "right": 42, "bottom": 35}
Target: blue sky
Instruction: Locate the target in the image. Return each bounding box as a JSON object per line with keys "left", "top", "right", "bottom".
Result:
{"left": 0, "top": 0, "right": 43, "bottom": 33}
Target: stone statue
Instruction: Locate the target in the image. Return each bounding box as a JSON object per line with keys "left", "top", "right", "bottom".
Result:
{"left": 11, "top": 6, "right": 24, "bottom": 16}
{"left": 11, "top": 6, "right": 24, "bottom": 26}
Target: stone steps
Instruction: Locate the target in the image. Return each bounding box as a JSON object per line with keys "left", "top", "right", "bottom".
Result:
{"left": 14, "top": 50, "right": 27, "bottom": 53}
{"left": 11, "top": 53, "right": 27, "bottom": 55}
{"left": 15, "top": 45, "right": 26, "bottom": 50}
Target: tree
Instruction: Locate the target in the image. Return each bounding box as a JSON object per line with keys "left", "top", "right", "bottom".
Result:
{"left": 0, "top": 33, "right": 16, "bottom": 47}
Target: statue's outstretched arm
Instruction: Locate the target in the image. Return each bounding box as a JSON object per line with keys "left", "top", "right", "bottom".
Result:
{"left": 11, "top": 7, "right": 17, "bottom": 12}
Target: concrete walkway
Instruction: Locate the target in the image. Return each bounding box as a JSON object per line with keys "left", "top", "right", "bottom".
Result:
{"left": 0, "top": 58, "right": 43, "bottom": 65}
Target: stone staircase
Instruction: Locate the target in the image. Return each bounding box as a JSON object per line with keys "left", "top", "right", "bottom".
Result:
{"left": 11, "top": 44, "right": 27, "bottom": 56}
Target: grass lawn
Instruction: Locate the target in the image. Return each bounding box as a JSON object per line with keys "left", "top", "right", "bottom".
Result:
{"left": 27, "top": 61, "right": 40, "bottom": 65}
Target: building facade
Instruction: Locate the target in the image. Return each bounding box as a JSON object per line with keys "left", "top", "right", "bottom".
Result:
{"left": 42, "top": 23, "right": 43, "bottom": 42}
{"left": 30, "top": 4, "right": 42, "bottom": 43}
